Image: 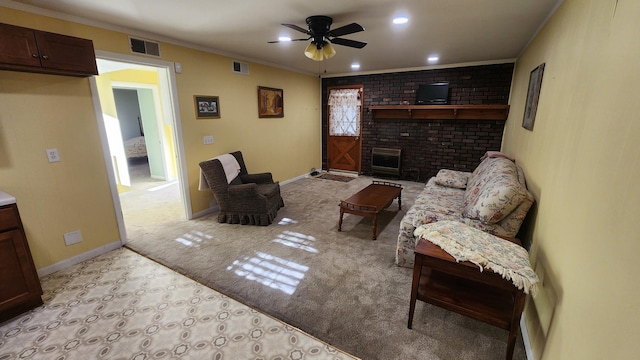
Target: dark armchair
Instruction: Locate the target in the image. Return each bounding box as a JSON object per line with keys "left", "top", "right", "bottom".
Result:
{"left": 199, "top": 151, "right": 284, "bottom": 225}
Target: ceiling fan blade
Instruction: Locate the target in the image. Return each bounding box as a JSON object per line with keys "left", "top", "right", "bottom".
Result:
{"left": 281, "top": 23, "right": 310, "bottom": 35}
{"left": 330, "top": 37, "right": 367, "bottom": 49}
{"left": 268, "top": 37, "right": 310, "bottom": 44}
{"left": 329, "top": 23, "right": 364, "bottom": 37}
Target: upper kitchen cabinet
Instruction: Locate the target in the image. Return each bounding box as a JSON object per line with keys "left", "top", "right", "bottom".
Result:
{"left": 0, "top": 23, "right": 98, "bottom": 77}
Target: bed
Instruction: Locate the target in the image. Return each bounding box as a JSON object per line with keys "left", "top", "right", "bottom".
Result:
{"left": 124, "top": 136, "right": 147, "bottom": 158}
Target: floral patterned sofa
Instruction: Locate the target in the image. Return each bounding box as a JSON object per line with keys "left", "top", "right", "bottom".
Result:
{"left": 396, "top": 153, "right": 535, "bottom": 268}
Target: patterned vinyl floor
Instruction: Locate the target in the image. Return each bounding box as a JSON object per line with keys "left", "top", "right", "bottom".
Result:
{"left": 0, "top": 248, "right": 358, "bottom": 360}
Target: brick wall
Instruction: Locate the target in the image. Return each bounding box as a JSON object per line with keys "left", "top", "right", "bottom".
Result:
{"left": 322, "top": 63, "right": 514, "bottom": 182}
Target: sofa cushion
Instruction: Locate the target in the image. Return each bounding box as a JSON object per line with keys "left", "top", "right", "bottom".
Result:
{"left": 463, "top": 157, "right": 527, "bottom": 224}
{"left": 417, "top": 177, "right": 466, "bottom": 212}
{"left": 434, "top": 169, "right": 470, "bottom": 189}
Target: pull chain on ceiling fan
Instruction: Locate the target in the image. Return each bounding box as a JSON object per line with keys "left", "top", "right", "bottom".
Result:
{"left": 269, "top": 15, "right": 367, "bottom": 61}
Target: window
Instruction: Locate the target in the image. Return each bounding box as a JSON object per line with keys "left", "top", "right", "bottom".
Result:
{"left": 328, "top": 89, "right": 361, "bottom": 136}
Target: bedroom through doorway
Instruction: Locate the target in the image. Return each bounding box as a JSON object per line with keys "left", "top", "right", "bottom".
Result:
{"left": 93, "top": 55, "right": 188, "bottom": 244}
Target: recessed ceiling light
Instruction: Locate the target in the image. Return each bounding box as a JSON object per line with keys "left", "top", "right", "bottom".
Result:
{"left": 428, "top": 56, "right": 439, "bottom": 63}
{"left": 351, "top": 63, "right": 360, "bottom": 70}
{"left": 278, "top": 36, "right": 292, "bottom": 42}
{"left": 393, "top": 17, "right": 409, "bottom": 25}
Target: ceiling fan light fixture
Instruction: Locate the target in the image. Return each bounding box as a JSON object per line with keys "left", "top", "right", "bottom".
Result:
{"left": 304, "top": 42, "right": 324, "bottom": 61}
{"left": 275, "top": 15, "right": 366, "bottom": 62}
{"left": 322, "top": 42, "right": 336, "bottom": 59}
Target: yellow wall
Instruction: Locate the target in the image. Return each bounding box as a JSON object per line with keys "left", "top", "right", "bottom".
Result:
{"left": 165, "top": 46, "right": 322, "bottom": 212}
{"left": 0, "top": 71, "right": 120, "bottom": 267}
{"left": 502, "top": 0, "right": 640, "bottom": 358}
{"left": 0, "top": 7, "right": 321, "bottom": 268}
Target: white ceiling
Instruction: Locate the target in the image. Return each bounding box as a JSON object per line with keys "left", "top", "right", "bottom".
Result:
{"left": 5, "top": 0, "right": 562, "bottom": 76}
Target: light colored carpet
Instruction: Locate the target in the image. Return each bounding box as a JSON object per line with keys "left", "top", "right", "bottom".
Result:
{"left": 125, "top": 175, "right": 528, "bottom": 360}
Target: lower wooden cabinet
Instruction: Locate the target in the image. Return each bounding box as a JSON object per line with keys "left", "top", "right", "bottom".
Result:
{"left": 0, "top": 203, "right": 43, "bottom": 323}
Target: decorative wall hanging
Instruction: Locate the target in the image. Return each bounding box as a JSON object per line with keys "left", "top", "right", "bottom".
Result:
{"left": 194, "top": 95, "right": 220, "bottom": 119}
{"left": 522, "top": 63, "right": 545, "bottom": 130}
{"left": 257, "top": 86, "right": 284, "bottom": 118}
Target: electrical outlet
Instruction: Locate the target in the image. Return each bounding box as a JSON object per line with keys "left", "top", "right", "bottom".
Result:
{"left": 203, "top": 135, "right": 214, "bottom": 144}
{"left": 63, "top": 230, "right": 82, "bottom": 246}
{"left": 46, "top": 148, "right": 61, "bottom": 162}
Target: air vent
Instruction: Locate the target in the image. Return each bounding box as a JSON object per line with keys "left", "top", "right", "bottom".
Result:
{"left": 129, "top": 37, "right": 161, "bottom": 57}
{"left": 232, "top": 61, "right": 249, "bottom": 75}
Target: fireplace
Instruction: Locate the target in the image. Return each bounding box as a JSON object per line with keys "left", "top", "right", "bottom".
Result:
{"left": 371, "top": 147, "right": 401, "bottom": 177}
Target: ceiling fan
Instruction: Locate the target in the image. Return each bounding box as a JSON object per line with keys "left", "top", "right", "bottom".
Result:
{"left": 269, "top": 15, "right": 367, "bottom": 61}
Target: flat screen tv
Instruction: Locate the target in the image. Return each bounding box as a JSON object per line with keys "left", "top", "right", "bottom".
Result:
{"left": 416, "top": 82, "right": 449, "bottom": 105}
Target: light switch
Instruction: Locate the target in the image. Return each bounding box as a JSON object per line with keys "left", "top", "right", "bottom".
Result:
{"left": 204, "top": 136, "right": 214, "bottom": 145}
{"left": 46, "top": 148, "right": 60, "bottom": 162}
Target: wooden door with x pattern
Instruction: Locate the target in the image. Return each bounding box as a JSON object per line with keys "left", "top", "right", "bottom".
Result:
{"left": 327, "top": 85, "right": 363, "bottom": 173}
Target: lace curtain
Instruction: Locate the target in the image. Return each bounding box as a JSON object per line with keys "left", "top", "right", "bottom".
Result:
{"left": 328, "top": 89, "right": 361, "bottom": 136}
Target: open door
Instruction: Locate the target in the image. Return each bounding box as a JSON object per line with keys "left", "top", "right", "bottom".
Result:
{"left": 134, "top": 88, "right": 166, "bottom": 180}
{"left": 327, "top": 86, "right": 363, "bottom": 173}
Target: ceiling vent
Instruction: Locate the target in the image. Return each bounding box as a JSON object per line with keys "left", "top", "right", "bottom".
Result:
{"left": 232, "top": 60, "right": 249, "bottom": 75}
{"left": 129, "top": 37, "right": 160, "bottom": 57}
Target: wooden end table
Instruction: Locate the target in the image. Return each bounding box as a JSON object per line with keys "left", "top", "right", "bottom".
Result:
{"left": 338, "top": 181, "right": 402, "bottom": 240}
{"left": 408, "top": 236, "right": 526, "bottom": 360}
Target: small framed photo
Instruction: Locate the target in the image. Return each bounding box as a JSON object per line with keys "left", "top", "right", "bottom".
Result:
{"left": 194, "top": 95, "right": 220, "bottom": 119}
{"left": 522, "top": 63, "right": 545, "bottom": 130}
{"left": 257, "top": 86, "right": 284, "bottom": 118}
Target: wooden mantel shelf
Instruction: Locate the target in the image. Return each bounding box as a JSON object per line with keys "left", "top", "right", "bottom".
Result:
{"left": 369, "top": 105, "right": 510, "bottom": 121}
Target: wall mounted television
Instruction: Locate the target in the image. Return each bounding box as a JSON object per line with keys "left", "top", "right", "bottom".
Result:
{"left": 416, "top": 82, "right": 449, "bottom": 105}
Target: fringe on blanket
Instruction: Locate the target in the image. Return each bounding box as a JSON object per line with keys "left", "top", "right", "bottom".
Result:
{"left": 414, "top": 222, "right": 539, "bottom": 296}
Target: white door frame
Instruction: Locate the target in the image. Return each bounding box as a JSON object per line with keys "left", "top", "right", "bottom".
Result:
{"left": 89, "top": 50, "right": 192, "bottom": 245}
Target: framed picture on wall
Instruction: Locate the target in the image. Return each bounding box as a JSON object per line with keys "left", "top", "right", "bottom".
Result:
{"left": 257, "top": 86, "right": 284, "bottom": 118}
{"left": 194, "top": 95, "right": 220, "bottom": 119}
{"left": 522, "top": 63, "right": 545, "bottom": 130}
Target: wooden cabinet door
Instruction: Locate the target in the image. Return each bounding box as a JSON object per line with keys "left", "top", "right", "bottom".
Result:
{"left": 0, "top": 22, "right": 98, "bottom": 76}
{"left": 0, "top": 230, "right": 42, "bottom": 316}
{"left": 0, "top": 23, "right": 41, "bottom": 68}
{"left": 35, "top": 30, "right": 98, "bottom": 75}
{"left": 0, "top": 204, "right": 43, "bottom": 322}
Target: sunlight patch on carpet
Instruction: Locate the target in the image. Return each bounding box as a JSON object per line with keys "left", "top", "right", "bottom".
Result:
{"left": 147, "top": 180, "right": 178, "bottom": 192}
{"left": 174, "top": 230, "right": 213, "bottom": 247}
{"left": 272, "top": 231, "right": 318, "bottom": 253}
{"left": 278, "top": 217, "right": 299, "bottom": 225}
{"left": 227, "top": 252, "right": 308, "bottom": 295}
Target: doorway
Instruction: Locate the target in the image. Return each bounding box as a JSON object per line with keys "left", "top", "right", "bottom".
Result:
{"left": 90, "top": 51, "right": 190, "bottom": 244}
{"left": 326, "top": 86, "right": 363, "bottom": 173}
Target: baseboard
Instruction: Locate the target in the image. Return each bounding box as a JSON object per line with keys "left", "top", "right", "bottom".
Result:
{"left": 36, "top": 240, "right": 123, "bottom": 278}
{"left": 280, "top": 172, "right": 309, "bottom": 186}
{"left": 192, "top": 204, "right": 219, "bottom": 218}
{"left": 521, "top": 315, "right": 535, "bottom": 360}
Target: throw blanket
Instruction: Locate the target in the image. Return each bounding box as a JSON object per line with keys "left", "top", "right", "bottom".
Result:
{"left": 198, "top": 154, "right": 241, "bottom": 190}
{"left": 480, "top": 150, "right": 515, "bottom": 162}
{"left": 414, "top": 221, "right": 539, "bottom": 295}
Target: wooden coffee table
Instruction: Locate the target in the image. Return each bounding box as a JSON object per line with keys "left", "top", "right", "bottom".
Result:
{"left": 338, "top": 181, "right": 402, "bottom": 240}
